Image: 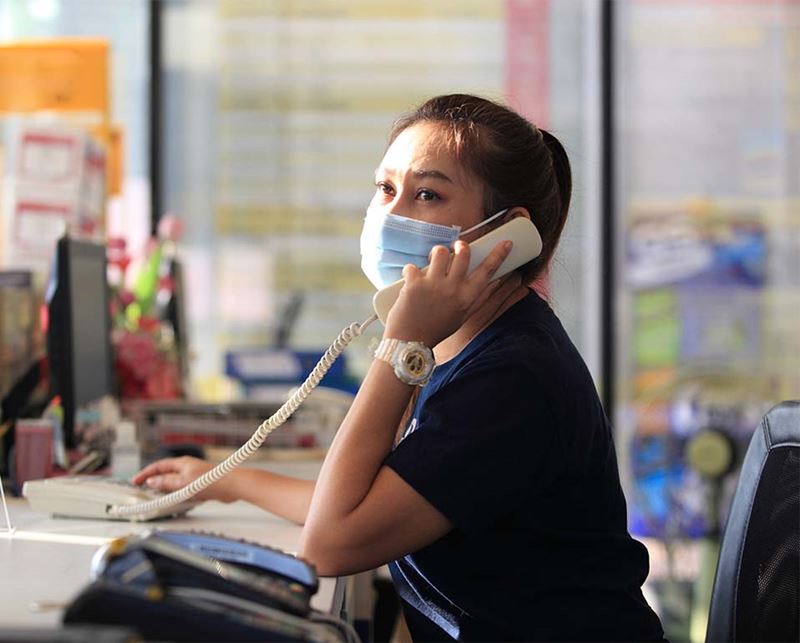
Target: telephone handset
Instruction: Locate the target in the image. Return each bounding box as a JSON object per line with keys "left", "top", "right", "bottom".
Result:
{"left": 372, "top": 216, "right": 543, "bottom": 323}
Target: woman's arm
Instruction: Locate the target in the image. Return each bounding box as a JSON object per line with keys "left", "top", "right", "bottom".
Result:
{"left": 221, "top": 467, "right": 315, "bottom": 525}
{"left": 132, "top": 457, "right": 315, "bottom": 525}
{"left": 299, "top": 241, "right": 512, "bottom": 576}
{"left": 299, "top": 358, "right": 453, "bottom": 575}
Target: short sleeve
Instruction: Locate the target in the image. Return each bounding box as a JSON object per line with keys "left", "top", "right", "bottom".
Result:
{"left": 384, "top": 349, "right": 558, "bottom": 531}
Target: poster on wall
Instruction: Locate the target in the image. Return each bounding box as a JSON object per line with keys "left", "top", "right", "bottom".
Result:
{"left": 1, "top": 120, "right": 105, "bottom": 274}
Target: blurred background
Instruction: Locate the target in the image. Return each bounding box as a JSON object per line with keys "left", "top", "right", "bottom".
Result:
{"left": 0, "top": 1, "right": 797, "bottom": 641}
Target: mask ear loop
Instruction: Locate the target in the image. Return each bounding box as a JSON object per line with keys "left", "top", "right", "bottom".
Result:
{"left": 458, "top": 208, "right": 510, "bottom": 238}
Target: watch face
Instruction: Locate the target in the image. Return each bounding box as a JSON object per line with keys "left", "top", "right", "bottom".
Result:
{"left": 396, "top": 343, "right": 434, "bottom": 385}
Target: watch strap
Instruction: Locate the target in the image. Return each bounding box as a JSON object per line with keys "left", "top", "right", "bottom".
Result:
{"left": 374, "top": 338, "right": 401, "bottom": 363}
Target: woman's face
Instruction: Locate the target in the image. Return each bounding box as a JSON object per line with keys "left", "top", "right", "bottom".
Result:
{"left": 369, "top": 121, "right": 486, "bottom": 232}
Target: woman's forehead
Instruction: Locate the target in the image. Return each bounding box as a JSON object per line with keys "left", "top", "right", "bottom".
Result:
{"left": 379, "top": 122, "right": 470, "bottom": 183}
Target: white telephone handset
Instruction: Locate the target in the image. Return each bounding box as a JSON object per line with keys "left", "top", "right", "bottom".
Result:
{"left": 372, "top": 216, "right": 543, "bottom": 324}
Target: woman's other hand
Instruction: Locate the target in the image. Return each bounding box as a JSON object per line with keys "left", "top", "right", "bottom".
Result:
{"left": 131, "top": 456, "right": 234, "bottom": 503}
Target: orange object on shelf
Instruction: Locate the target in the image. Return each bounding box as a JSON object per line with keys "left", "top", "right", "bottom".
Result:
{"left": 0, "top": 38, "right": 109, "bottom": 115}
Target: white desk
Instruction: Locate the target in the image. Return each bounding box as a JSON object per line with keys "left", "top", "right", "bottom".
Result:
{"left": 0, "top": 460, "right": 345, "bottom": 631}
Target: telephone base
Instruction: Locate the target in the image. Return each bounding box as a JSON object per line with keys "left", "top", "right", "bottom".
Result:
{"left": 64, "top": 581, "right": 340, "bottom": 642}
{"left": 22, "top": 476, "right": 199, "bottom": 522}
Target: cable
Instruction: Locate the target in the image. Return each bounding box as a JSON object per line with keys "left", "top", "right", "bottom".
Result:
{"left": 109, "top": 314, "right": 378, "bottom": 519}
{"left": 0, "top": 473, "right": 15, "bottom": 534}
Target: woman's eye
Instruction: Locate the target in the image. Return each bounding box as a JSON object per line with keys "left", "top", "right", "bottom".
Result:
{"left": 376, "top": 181, "right": 394, "bottom": 196}
{"left": 416, "top": 189, "right": 440, "bottom": 202}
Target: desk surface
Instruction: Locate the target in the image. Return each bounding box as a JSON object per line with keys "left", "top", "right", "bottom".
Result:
{"left": 0, "top": 460, "right": 340, "bottom": 630}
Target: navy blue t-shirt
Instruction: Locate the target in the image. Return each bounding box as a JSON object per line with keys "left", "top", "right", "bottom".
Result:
{"left": 383, "top": 290, "right": 664, "bottom": 642}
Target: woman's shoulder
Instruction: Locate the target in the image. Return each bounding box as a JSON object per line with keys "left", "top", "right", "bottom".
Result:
{"left": 448, "top": 290, "right": 592, "bottom": 393}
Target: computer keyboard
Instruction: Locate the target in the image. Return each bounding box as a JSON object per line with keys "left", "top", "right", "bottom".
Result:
{"left": 23, "top": 475, "right": 199, "bottom": 522}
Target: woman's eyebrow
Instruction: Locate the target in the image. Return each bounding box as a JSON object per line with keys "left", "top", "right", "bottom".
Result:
{"left": 412, "top": 168, "right": 453, "bottom": 183}
{"left": 375, "top": 166, "right": 454, "bottom": 183}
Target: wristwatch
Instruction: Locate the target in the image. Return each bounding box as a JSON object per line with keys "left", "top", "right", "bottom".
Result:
{"left": 374, "top": 338, "right": 435, "bottom": 386}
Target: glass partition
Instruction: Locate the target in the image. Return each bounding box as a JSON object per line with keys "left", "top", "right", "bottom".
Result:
{"left": 160, "top": 0, "right": 600, "bottom": 390}
{"left": 614, "top": 2, "right": 799, "bottom": 639}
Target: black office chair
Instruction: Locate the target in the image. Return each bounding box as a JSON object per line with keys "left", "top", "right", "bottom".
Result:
{"left": 706, "top": 400, "right": 800, "bottom": 642}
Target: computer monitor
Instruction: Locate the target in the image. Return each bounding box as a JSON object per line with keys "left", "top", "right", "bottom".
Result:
{"left": 46, "top": 237, "right": 115, "bottom": 449}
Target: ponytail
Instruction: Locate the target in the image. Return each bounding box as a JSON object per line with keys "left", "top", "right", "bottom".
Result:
{"left": 540, "top": 129, "right": 572, "bottom": 223}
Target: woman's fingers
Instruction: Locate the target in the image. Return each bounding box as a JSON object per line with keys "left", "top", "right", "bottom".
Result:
{"left": 409, "top": 239, "right": 509, "bottom": 285}
{"left": 389, "top": 239, "right": 514, "bottom": 346}
{"left": 426, "top": 244, "right": 452, "bottom": 277}
{"left": 131, "top": 458, "right": 181, "bottom": 485}
{"left": 447, "top": 240, "right": 471, "bottom": 278}
{"left": 469, "top": 240, "right": 513, "bottom": 285}
{"left": 416, "top": 241, "right": 472, "bottom": 282}
{"left": 143, "top": 473, "right": 185, "bottom": 491}
{"left": 437, "top": 239, "right": 511, "bottom": 284}
{"left": 407, "top": 239, "right": 512, "bottom": 296}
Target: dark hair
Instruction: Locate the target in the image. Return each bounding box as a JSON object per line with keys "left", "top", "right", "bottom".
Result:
{"left": 389, "top": 94, "right": 572, "bottom": 284}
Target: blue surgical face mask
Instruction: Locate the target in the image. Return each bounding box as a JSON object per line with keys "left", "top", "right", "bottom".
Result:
{"left": 359, "top": 208, "right": 510, "bottom": 289}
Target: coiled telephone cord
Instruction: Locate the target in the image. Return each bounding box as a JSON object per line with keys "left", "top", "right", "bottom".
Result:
{"left": 109, "top": 314, "right": 378, "bottom": 519}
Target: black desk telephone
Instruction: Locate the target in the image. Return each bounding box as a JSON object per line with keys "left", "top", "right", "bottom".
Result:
{"left": 63, "top": 530, "right": 350, "bottom": 642}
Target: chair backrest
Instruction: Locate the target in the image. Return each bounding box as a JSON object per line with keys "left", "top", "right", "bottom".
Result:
{"left": 706, "top": 400, "right": 800, "bottom": 642}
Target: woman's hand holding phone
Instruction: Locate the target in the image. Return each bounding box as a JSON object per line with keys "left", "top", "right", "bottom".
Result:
{"left": 383, "top": 239, "right": 513, "bottom": 348}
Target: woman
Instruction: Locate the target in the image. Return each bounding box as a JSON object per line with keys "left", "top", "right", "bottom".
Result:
{"left": 134, "top": 94, "right": 665, "bottom": 642}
